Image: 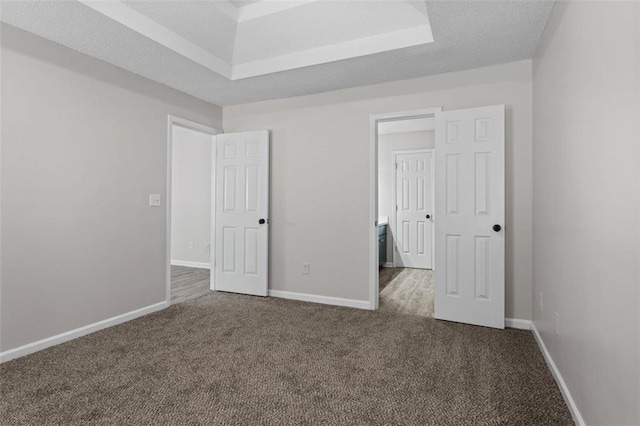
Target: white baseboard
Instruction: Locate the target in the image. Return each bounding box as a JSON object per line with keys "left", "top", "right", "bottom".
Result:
{"left": 383, "top": 262, "right": 394, "bottom": 268}
{"left": 170, "top": 260, "right": 211, "bottom": 269}
{"left": 505, "top": 318, "right": 531, "bottom": 330}
{"left": 268, "top": 290, "right": 370, "bottom": 310}
{"left": 0, "top": 301, "right": 167, "bottom": 364}
{"left": 531, "top": 323, "right": 585, "bottom": 426}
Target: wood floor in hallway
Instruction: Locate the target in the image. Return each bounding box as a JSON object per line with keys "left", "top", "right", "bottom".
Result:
{"left": 171, "top": 265, "right": 211, "bottom": 304}
{"left": 379, "top": 267, "right": 434, "bottom": 317}
{"left": 173, "top": 265, "right": 434, "bottom": 316}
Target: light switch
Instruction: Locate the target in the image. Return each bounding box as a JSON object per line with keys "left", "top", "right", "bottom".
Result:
{"left": 149, "top": 194, "right": 162, "bottom": 207}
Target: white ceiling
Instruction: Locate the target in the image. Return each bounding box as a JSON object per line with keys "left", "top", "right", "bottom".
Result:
{"left": 1, "top": 0, "right": 554, "bottom": 106}
{"left": 86, "top": 0, "right": 434, "bottom": 79}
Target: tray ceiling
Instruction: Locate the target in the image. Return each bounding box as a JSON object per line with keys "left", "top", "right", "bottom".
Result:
{"left": 1, "top": 0, "right": 554, "bottom": 106}
{"left": 89, "top": 0, "right": 434, "bottom": 80}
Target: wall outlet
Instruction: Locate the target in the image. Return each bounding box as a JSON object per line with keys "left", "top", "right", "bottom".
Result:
{"left": 302, "top": 263, "right": 310, "bottom": 275}
{"left": 149, "top": 193, "right": 162, "bottom": 207}
{"left": 189, "top": 242, "right": 195, "bottom": 249}
{"left": 554, "top": 312, "right": 559, "bottom": 335}
{"left": 539, "top": 291, "right": 544, "bottom": 311}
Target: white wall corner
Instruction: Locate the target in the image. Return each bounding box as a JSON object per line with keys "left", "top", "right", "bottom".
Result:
{"left": 0, "top": 301, "right": 168, "bottom": 364}
{"left": 531, "top": 323, "right": 586, "bottom": 426}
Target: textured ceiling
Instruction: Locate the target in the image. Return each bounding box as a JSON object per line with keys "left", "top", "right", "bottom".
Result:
{"left": 1, "top": 0, "right": 554, "bottom": 106}
{"left": 87, "top": 0, "right": 434, "bottom": 79}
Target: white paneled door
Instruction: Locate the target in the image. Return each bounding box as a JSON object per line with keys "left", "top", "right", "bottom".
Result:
{"left": 214, "top": 131, "right": 269, "bottom": 296}
{"left": 394, "top": 150, "right": 434, "bottom": 269}
{"left": 434, "top": 105, "right": 505, "bottom": 329}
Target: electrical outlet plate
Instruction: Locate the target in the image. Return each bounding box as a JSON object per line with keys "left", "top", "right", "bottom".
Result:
{"left": 149, "top": 193, "right": 162, "bottom": 207}
{"left": 302, "top": 263, "right": 310, "bottom": 275}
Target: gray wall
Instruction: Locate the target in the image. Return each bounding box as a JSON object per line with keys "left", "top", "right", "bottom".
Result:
{"left": 378, "top": 130, "right": 434, "bottom": 263}
{"left": 170, "top": 126, "right": 213, "bottom": 266}
{"left": 0, "top": 25, "right": 222, "bottom": 352}
{"left": 225, "top": 60, "right": 533, "bottom": 320}
{"left": 532, "top": 2, "right": 640, "bottom": 424}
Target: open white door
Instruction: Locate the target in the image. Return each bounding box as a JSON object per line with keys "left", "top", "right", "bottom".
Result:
{"left": 394, "top": 150, "right": 434, "bottom": 269}
{"left": 434, "top": 105, "right": 505, "bottom": 329}
{"left": 214, "top": 131, "right": 269, "bottom": 296}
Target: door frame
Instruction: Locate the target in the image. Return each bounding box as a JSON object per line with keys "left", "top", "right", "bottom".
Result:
{"left": 391, "top": 148, "right": 435, "bottom": 269}
{"left": 166, "top": 115, "right": 222, "bottom": 305}
{"left": 368, "top": 107, "right": 442, "bottom": 309}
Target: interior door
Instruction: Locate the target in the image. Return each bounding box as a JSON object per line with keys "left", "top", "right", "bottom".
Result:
{"left": 394, "top": 150, "right": 433, "bottom": 269}
{"left": 434, "top": 105, "right": 505, "bottom": 329}
{"left": 214, "top": 130, "right": 269, "bottom": 296}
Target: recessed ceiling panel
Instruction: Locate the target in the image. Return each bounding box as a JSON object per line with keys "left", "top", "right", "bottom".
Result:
{"left": 123, "top": 1, "right": 237, "bottom": 63}
{"left": 76, "top": 0, "right": 434, "bottom": 79}
{"left": 229, "top": 0, "right": 263, "bottom": 7}
{"left": 233, "top": 1, "right": 431, "bottom": 64}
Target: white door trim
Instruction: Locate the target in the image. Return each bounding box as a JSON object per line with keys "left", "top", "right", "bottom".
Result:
{"left": 391, "top": 148, "right": 435, "bottom": 269}
{"left": 166, "top": 115, "right": 222, "bottom": 305}
{"left": 369, "top": 107, "right": 442, "bottom": 310}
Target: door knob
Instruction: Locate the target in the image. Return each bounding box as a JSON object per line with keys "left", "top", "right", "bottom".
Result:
{"left": 493, "top": 224, "right": 502, "bottom": 232}
{"left": 259, "top": 218, "right": 266, "bottom": 225}
{"left": 426, "top": 214, "right": 431, "bottom": 219}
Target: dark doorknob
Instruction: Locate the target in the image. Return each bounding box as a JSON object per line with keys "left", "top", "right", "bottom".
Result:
{"left": 493, "top": 224, "right": 502, "bottom": 232}
{"left": 426, "top": 214, "right": 431, "bottom": 219}
{"left": 259, "top": 218, "right": 266, "bottom": 225}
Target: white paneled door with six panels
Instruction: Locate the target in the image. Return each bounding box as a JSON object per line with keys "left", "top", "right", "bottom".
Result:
{"left": 214, "top": 131, "right": 269, "bottom": 296}
{"left": 395, "top": 150, "right": 434, "bottom": 269}
{"left": 434, "top": 105, "right": 505, "bottom": 329}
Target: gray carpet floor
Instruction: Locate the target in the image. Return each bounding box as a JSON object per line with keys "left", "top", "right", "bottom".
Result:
{"left": 0, "top": 293, "right": 573, "bottom": 425}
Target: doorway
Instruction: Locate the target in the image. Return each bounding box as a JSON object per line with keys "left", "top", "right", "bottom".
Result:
{"left": 166, "top": 119, "right": 271, "bottom": 305}
{"left": 370, "top": 105, "right": 506, "bottom": 328}
{"left": 375, "top": 114, "right": 437, "bottom": 316}
{"left": 166, "top": 116, "right": 221, "bottom": 305}
{"left": 392, "top": 149, "right": 434, "bottom": 269}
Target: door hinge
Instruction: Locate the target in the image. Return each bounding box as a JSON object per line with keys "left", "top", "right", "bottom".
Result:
{"left": 395, "top": 163, "right": 398, "bottom": 170}
{"left": 395, "top": 205, "right": 398, "bottom": 211}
